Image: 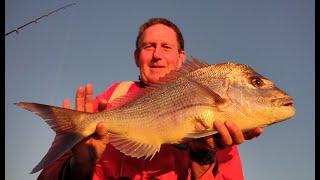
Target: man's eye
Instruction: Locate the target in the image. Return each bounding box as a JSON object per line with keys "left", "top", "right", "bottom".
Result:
{"left": 162, "top": 45, "right": 173, "bottom": 52}
{"left": 163, "top": 45, "right": 172, "bottom": 49}
{"left": 251, "top": 77, "right": 264, "bottom": 88}
{"left": 143, "top": 45, "right": 153, "bottom": 49}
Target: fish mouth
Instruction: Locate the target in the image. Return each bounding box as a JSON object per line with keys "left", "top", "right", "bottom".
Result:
{"left": 272, "top": 97, "right": 294, "bottom": 107}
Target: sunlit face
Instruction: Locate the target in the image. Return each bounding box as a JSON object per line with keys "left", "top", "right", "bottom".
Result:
{"left": 134, "top": 24, "right": 186, "bottom": 84}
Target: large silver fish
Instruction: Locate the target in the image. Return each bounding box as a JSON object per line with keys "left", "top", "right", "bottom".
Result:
{"left": 16, "top": 58, "right": 295, "bottom": 173}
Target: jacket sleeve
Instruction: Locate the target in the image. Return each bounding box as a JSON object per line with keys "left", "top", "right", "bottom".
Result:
{"left": 188, "top": 162, "right": 216, "bottom": 180}
{"left": 215, "top": 145, "right": 244, "bottom": 180}
{"left": 93, "top": 82, "right": 121, "bottom": 111}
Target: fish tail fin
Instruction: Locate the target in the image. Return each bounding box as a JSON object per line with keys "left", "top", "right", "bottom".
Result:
{"left": 30, "top": 132, "right": 84, "bottom": 173}
{"left": 15, "top": 102, "right": 92, "bottom": 173}
{"left": 15, "top": 102, "right": 90, "bottom": 134}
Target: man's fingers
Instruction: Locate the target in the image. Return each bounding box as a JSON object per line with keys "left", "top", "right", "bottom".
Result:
{"left": 189, "top": 123, "right": 215, "bottom": 151}
{"left": 85, "top": 83, "right": 94, "bottom": 113}
{"left": 203, "top": 136, "right": 216, "bottom": 150}
{"left": 97, "top": 98, "right": 108, "bottom": 112}
{"left": 95, "top": 123, "right": 109, "bottom": 141}
{"left": 214, "top": 120, "right": 233, "bottom": 147}
{"left": 75, "top": 84, "right": 94, "bottom": 112}
{"left": 195, "top": 122, "right": 206, "bottom": 130}
{"left": 63, "top": 99, "right": 71, "bottom": 109}
{"left": 76, "top": 86, "right": 85, "bottom": 111}
{"left": 95, "top": 123, "right": 106, "bottom": 136}
{"left": 244, "top": 127, "right": 264, "bottom": 140}
{"left": 225, "top": 120, "right": 245, "bottom": 144}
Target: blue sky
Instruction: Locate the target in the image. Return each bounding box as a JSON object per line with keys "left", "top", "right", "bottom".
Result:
{"left": 6, "top": 0, "right": 314, "bottom": 179}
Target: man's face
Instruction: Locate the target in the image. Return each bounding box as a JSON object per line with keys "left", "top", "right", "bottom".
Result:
{"left": 135, "top": 24, "right": 186, "bottom": 84}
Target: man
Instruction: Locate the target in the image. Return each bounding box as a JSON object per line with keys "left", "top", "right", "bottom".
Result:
{"left": 38, "top": 17, "right": 263, "bottom": 179}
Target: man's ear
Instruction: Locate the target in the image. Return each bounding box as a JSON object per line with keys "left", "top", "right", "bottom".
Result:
{"left": 134, "top": 50, "right": 140, "bottom": 67}
{"left": 178, "top": 50, "right": 187, "bottom": 67}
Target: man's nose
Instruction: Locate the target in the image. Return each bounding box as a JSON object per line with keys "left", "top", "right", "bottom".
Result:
{"left": 153, "top": 46, "right": 163, "bottom": 60}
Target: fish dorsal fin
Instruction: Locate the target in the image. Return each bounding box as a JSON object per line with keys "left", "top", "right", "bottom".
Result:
{"left": 109, "top": 133, "right": 161, "bottom": 160}
{"left": 108, "top": 57, "right": 210, "bottom": 110}
{"left": 148, "top": 57, "right": 210, "bottom": 87}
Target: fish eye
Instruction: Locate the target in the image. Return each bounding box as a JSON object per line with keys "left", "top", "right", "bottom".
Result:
{"left": 251, "top": 77, "right": 264, "bottom": 88}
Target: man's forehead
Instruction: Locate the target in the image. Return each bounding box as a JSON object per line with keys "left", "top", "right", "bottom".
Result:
{"left": 141, "top": 41, "right": 175, "bottom": 45}
{"left": 140, "top": 26, "right": 178, "bottom": 44}
{"left": 143, "top": 25, "right": 176, "bottom": 37}
{"left": 144, "top": 24, "right": 176, "bottom": 33}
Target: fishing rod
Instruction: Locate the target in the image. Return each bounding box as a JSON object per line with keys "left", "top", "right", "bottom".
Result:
{"left": 5, "top": 2, "right": 76, "bottom": 37}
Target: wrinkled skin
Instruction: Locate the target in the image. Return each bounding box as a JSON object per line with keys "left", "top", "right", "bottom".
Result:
{"left": 134, "top": 24, "right": 186, "bottom": 84}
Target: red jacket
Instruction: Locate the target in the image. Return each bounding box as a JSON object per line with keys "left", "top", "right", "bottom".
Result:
{"left": 38, "top": 81, "right": 244, "bottom": 180}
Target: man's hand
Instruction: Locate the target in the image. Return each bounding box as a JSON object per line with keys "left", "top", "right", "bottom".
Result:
{"left": 63, "top": 83, "right": 109, "bottom": 179}
{"left": 189, "top": 120, "right": 264, "bottom": 179}
{"left": 212, "top": 120, "right": 264, "bottom": 149}
{"left": 190, "top": 120, "right": 263, "bottom": 152}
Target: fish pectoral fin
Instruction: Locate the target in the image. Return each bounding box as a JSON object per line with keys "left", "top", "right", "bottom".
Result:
{"left": 109, "top": 133, "right": 161, "bottom": 160}
{"left": 184, "top": 130, "right": 218, "bottom": 140}
{"left": 182, "top": 76, "right": 226, "bottom": 107}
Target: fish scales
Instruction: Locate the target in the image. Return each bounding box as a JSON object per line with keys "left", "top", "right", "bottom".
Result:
{"left": 104, "top": 77, "right": 211, "bottom": 142}
{"left": 15, "top": 58, "right": 295, "bottom": 173}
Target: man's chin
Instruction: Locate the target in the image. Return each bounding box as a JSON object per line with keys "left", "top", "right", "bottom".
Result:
{"left": 142, "top": 71, "right": 169, "bottom": 84}
{"left": 142, "top": 76, "right": 162, "bottom": 85}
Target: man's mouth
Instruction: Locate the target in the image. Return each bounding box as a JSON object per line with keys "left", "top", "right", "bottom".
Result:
{"left": 150, "top": 65, "right": 166, "bottom": 68}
